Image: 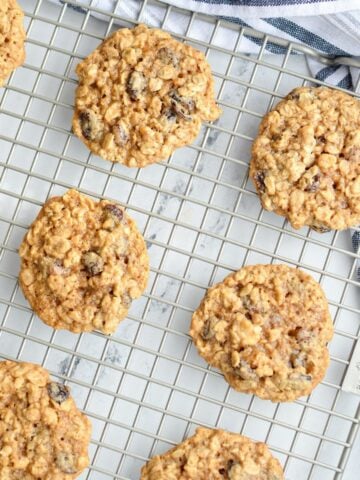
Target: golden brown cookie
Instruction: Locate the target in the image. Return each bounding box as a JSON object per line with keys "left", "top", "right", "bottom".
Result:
{"left": 0, "top": 360, "right": 91, "bottom": 479}
{"left": 72, "top": 24, "right": 221, "bottom": 167}
{"left": 250, "top": 86, "right": 360, "bottom": 232}
{"left": 140, "top": 427, "right": 284, "bottom": 479}
{"left": 190, "top": 264, "right": 333, "bottom": 402}
{"left": 0, "top": 0, "right": 26, "bottom": 86}
{"left": 19, "top": 189, "right": 149, "bottom": 334}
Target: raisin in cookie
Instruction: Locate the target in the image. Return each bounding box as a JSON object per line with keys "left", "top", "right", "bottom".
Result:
{"left": 0, "top": 361, "right": 91, "bottom": 479}
{"left": 72, "top": 23, "right": 221, "bottom": 167}
{"left": 19, "top": 189, "right": 149, "bottom": 334}
{"left": 141, "top": 427, "right": 284, "bottom": 479}
{"left": 250, "top": 86, "right": 360, "bottom": 232}
{"left": 0, "top": 1, "right": 26, "bottom": 86}
{"left": 190, "top": 264, "right": 333, "bottom": 402}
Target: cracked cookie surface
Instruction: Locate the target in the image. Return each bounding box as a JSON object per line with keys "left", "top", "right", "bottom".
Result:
{"left": 0, "top": 361, "right": 91, "bottom": 479}
{"left": 250, "top": 86, "right": 360, "bottom": 231}
{"left": 0, "top": 0, "right": 25, "bottom": 86}
{"left": 19, "top": 189, "right": 149, "bottom": 334}
{"left": 72, "top": 23, "right": 221, "bottom": 167}
{"left": 140, "top": 427, "right": 284, "bottom": 479}
{"left": 190, "top": 264, "right": 333, "bottom": 402}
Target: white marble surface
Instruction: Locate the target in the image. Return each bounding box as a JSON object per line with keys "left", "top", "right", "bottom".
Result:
{"left": 0, "top": 0, "right": 359, "bottom": 479}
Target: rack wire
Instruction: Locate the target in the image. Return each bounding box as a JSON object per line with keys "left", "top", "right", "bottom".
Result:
{"left": 0, "top": 0, "right": 359, "bottom": 478}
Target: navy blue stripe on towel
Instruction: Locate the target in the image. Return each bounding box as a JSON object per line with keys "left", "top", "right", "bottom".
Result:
{"left": 223, "top": 17, "right": 292, "bottom": 54}
{"left": 337, "top": 72, "right": 353, "bottom": 89}
{"left": 265, "top": 17, "right": 348, "bottom": 55}
{"left": 315, "top": 65, "right": 341, "bottom": 81}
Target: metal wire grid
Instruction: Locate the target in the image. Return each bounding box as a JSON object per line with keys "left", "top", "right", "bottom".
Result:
{"left": 0, "top": 0, "right": 359, "bottom": 478}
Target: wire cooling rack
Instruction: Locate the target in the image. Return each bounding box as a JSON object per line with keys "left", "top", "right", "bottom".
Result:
{"left": 0, "top": 0, "right": 359, "bottom": 479}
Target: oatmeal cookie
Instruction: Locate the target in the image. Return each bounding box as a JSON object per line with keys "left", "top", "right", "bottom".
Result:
{"left": 0, "top": 361, "right": 91, "bottom": 479}
{"left": 140, "top": 427, "right": 284, "bottom": 479}
{"left": 19, "top": 189, "right": 149, "bottom": 334}
{"left": 0, "top": 1, "right": 26, "bottom": 86}
{"left": 190, "top": 264, "right": 333, "bottom": 402}
{"left": 250, "top": 86, "right": 360, "bottom": 231}
{"left": 72, "top": 23, "right": 221, "bottom": 167}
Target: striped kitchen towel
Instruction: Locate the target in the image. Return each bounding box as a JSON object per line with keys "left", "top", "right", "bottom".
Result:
{"left": 55, "top": 0, "right": 360, "bottom": 88}
{"left": 52, "top": 0, "right": 360, "bottom": 268}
